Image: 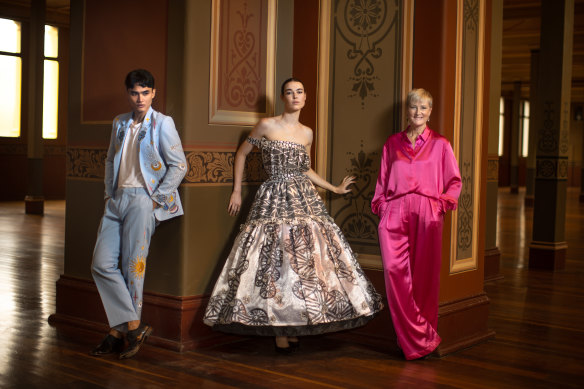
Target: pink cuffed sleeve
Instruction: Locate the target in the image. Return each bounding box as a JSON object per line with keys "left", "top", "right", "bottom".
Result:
{"left": 439, "top": 141, "right": 462, "bottom": 211}
{"left": 371, "top": 140, "right": 390, "bottom": 216}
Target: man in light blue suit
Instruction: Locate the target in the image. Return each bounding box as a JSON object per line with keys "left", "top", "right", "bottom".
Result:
{"left": 90, "top": 69, "right": 187, "bottom": 359}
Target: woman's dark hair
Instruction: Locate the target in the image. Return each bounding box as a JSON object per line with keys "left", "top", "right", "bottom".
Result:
{"left": 280, "top": 77, "right": 304, "bottom": 95}
{"left": 125, "top": 69, "right": 155, "bottom": 90}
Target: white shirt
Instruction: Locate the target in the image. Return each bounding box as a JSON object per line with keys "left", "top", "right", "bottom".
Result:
{"left": 117, "top": 120, "right": 147, "bottom": 188}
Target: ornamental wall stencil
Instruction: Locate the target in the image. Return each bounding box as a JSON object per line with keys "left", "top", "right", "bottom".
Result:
{"left": 334, "top": 0, "right": 397, "bottom": 108}
{"left": 332, "top": 141, "right": 379, "bottom": 246}
{"left": 535, "top": 157, "right": 569, "bottom": 180}
{"left": 184, "top": 150, "right": 265, "bottom": 184}
{"left": 66, "top": 148, "right": 107, "bottom": 179}
{"left": 536, "top": 158, "right": 557, "bottom": 179}
{"left": 487, "top": 158, "right": 499, "bottom": 182}
{"left": 464, "top": 0, "right": 479, "bottom": 31}
{"left": 560, "top": 101, "right": 569, "bottom": 155}
{"left": 220, "top": 0, "right": 262, "bottom": 111}
{"left": 66, "top": 147, "right": 266, "bottom": 184}
{"left": 538, "top": 101, "right": 558, "bottom": 153}
{"left": 559, "top": 159, "right": 568, "bottom": 179}
{"left": 457, "top": 162, "right": 473, "bottom": 251}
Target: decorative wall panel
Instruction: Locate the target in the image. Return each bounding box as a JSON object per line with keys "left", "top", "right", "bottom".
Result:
{"left": 209, "top": 0, "right": 276, "bottom": 125}
{"left": 535, "top": 101, "right": 570, "bottom": 180}
{"left": 328, "top": 0, "right": 403, "bottom": 256}
{"left": 450, "top": 0, "right": 485, "bottom": 273}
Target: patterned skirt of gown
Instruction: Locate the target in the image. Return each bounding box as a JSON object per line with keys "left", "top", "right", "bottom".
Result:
{"left": 203, "top": 137, "right": 383, "bottom": 336}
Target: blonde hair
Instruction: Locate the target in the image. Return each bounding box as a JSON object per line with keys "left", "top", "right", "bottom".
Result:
{"left": 407, "top": 88, "right": 433, "bottom": 108}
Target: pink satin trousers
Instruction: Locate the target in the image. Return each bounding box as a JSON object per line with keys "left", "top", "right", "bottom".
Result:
{"left": 378, "top": 193, "right": 444, "bottom": 360}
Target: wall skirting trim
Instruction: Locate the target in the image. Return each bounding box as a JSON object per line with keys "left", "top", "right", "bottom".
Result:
{"left": 50, "top": 275, "right": 494, "bottom": 357}
{"left": 436, "top": 292, "right": 495, "bottom": 356}
{"left": 48, "top": 275, "right": 238, "bottom": 352}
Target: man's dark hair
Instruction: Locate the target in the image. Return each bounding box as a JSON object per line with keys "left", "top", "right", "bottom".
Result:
{"left": 125, "top": 69, "right": 155, "bottom": 90}
{"left": 280, "top": 77, "right": 303, "bottom": 96}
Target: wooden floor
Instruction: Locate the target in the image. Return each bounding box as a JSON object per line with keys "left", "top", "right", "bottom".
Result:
{"left": 0, "top": 188, "right": 583, "bottom": 388}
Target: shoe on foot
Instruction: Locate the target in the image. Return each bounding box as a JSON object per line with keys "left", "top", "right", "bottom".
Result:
{"left": 274, "top": 338, "right": 295, "bottom": 354}
{"left": 90, "top": 334, "right": 123, "bottom": 356}
{"left": 119, "top": 323, "right": 153, "bottom": 359}
{"left": 275, "top": 344, "right": 294, "bottom": 354}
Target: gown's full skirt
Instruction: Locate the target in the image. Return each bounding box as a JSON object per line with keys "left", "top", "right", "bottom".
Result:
{"left": 203, "top": 138, "right": 383, "bottom": 336}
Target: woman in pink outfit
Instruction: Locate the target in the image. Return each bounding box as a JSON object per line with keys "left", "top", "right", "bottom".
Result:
{"left": 371, "top": 89, "right": 462, "bottom": 360}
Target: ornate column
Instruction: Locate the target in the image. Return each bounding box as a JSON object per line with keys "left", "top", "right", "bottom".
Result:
{"left": 25, "top": 0, "right": 46, "bottom": 214}
{"left": 484, "top": 0, "right": 503, "bottom": 281}
{"left": 509, "top": 81, "right": 521, "bottom": 194}
{"left": 528, "top": 0, "right": 574, "bottom": 270}
{"left": 525, "top": 50, "right": 539, "bottom": 207}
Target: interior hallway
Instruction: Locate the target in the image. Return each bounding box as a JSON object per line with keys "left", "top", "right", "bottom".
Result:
{"left": 0, "top": 188, "right": 582, "bottom": 388}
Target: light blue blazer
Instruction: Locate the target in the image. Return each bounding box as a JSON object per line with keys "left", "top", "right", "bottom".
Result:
{"left": 104, "top": 107, "right": 187, "bottom": 221}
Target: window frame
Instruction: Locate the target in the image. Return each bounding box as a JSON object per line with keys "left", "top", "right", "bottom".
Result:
{"left": 0, "top": 18, "right": 23, "bottom": 139}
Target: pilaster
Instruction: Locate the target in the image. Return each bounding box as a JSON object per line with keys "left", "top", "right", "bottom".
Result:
{"left": 25, "top": 0, "right": 45, "bottom": 214}
{"left": 528, "top": 0, "right": 573, "bottom": 271}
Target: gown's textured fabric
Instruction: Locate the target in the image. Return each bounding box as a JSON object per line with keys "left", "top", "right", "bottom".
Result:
{"left": 204, "top": 137, "right": 383, "bottom": 336}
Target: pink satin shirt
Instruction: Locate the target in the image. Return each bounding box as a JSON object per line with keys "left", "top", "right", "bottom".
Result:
{"left": 371, "top": 126, "right": 462, "bottom": 216}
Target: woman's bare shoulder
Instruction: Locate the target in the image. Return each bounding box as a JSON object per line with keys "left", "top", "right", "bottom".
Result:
{"left": 253, "top": 117, "right": 279, "bottom": 137}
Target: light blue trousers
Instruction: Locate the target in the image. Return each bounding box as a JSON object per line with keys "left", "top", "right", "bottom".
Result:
{"left": 91, "top": 187, "right": 156, "bottom": 331}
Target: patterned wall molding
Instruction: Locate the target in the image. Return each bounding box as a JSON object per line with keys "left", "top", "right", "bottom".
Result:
{"left": 450, "top": 0, "right": 485, "bottom": 274}
{"left": 66, "top": 146, "right": 265, "bottom": 185}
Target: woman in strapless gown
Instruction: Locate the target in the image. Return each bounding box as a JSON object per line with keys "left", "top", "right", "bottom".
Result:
{"left": 203, "top": 78, "right": 383, "bottom": 353}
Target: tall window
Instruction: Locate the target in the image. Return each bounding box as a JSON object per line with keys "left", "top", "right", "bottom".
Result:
{"left": 498, "top": 97, "right": 505, "bottom": 156}
{"left": 519, "top": 100, "right": 530, "bottom": 157}
{"left": 0, "top": 19, "right": 59, "bottom": 139}
{"left": 43, "top": 25, "right": 59, "bottom": 139}
{"left": 0, "top": 18, "right": 22, "bottom": 138}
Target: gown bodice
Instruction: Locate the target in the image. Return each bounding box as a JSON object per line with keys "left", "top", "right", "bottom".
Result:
{"left": 245, "top": 137, "right": 330, "bottom": 223}
{"left": 247, "top": 137, "right": 310, "bottom": 181}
